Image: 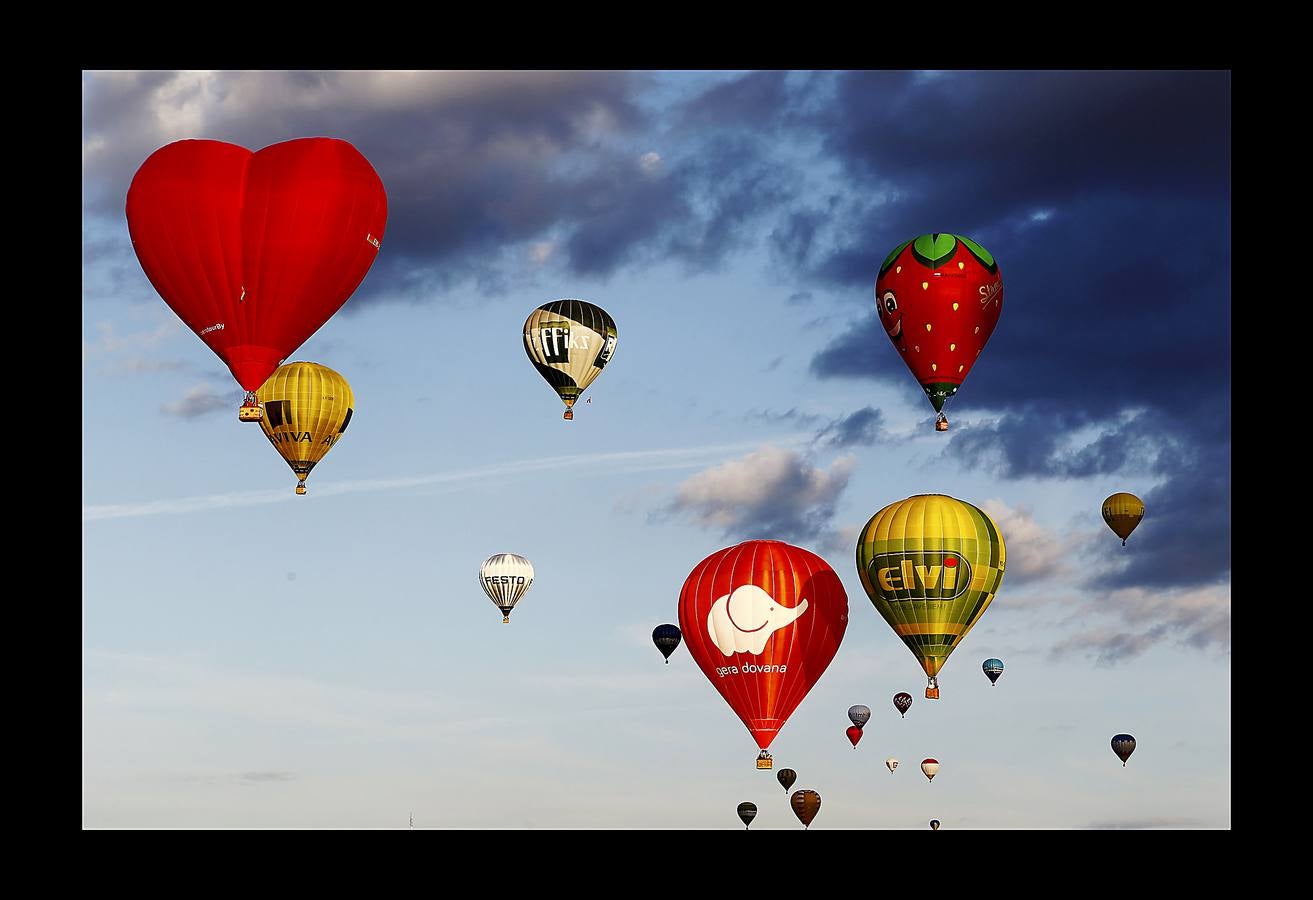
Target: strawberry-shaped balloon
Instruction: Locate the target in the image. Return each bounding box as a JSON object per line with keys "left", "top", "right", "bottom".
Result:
{"left": 875, "top": 233, "right": 1002, "bottom": 430}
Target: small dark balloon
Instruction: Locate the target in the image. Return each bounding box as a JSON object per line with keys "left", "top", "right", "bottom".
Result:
{"left": 1111, "top": 733, "right": 1137, "bottom": 766}
{"left": 652, "top": 624, "right": 682, "bottom": 663}
{"left": 982, "top": 658, "right": 1004, "bottom": 685}
{"left": 737, "top": 802, "right": 757, "bottom": 829}
{"left": 930, "top": 819, "right": 940, "bottom": 830}
{"left": 894, "top": 692, "right": 913, "bottom": 717}
{"left": 790, "top": 790, "right": 821, "bottom": 829}
{"left": 777, "top": 768, "right": 797, "bottom": 792}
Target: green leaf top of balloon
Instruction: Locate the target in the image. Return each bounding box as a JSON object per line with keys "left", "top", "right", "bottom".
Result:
{"left": 911, "top": 233, "right": 958, "bottom": 269}
{"left": 957, "top": 235, "right": 998, "bottom": 273}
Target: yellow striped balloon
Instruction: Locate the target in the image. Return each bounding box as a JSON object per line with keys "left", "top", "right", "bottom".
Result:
{"left": 856, "top": 494, "right": 1006, "bottom": 699}
{"left": 1101, "top": 492, "right": 1145, "bottom": 546}
{"left": 255, "top": 361, "right": 354, "bottom": 495}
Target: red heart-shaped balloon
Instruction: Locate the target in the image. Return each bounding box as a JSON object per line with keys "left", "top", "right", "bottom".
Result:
{"left": 126, "top": 138, "right": 387, "bottom": 391}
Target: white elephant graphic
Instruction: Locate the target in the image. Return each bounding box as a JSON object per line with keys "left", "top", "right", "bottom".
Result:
{"left": 706, "top": 585, "right": 809, "bottom": 656}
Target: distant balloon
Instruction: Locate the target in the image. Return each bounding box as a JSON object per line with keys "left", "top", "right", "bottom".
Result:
{"left": 921, "top": 758, "right": 940, "bottom": 782}
{"left": 777, "top": 768, "right": 797, "bottom": 792}
{"left": 885, "top": 758, "right": 899, "bottom": 774}
{"left": 1111, "top": 734, "right": 1137, "bottom": 766}
{"left": 847, "top": 705, "right": 871, "bottom": 728}
{"left": 930, "top": 819, "right": 941, "bottom": 830}
{"left": 523, "top": 299, "right": 617, "bottom": 420}
{"left": 479, "top": 554, "right": 535, "bottom": 623}
{"left": 982, "top": 658, "right": 1005, "bottom": 685}
{"left": 256, "top": 361, "right": 354, "bottom": 495}
{"left": 652, "top": 624, "right": 682, "bottom": 663}
{"left": 678, "top": 540, "right": 849, "bottom": 767}
{"left": 845, "top": 725, "right": 864, "bottom": 749}
{"left": 790, "top": 790, "right": 822, "bottom": 829}
{"left": 1102, "top": 493, "right": 1145, "bottom": 546}
{"left": 858, "top": 494, "right": 1007, "bottom": 699}
{"left": 737, "top": 802, "right": 757, "bottom": 829}
{"left": 894, "top": 692, "right": 913, "bottom": 718}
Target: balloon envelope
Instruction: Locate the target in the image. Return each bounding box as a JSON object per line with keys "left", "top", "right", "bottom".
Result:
{"left": 845, "top": 725, "right": 863, "bottom": 748}
{"left": 930, "top": 819, "right": 941, "bottom": 830}
{"left": 678, "top": 540, "right": 848, "bottom": 755}
{"left": 1102, "top": 493, "right": 1145, "bottom": 545}
{"left": 523, "top": 299, "right": 617, "bottom": 418}
{"left": 127, "top": 138, "right": 387, "bottom": 393}
{"left": 885, "top": 757, "right": 899, "bottom": 773}
{"left": 893, "top": 692, "right": 913, "bottom": 717}
{"left": 777, "top": 768, "right": 797, "bottom": 791}
{"left": 921, "top": 758, "right": 940, "bottom": 781}
{"left": 1112, "top": 734, "right": 1137, "bottom": 766}
{"left": 847, "top": 704, "right": 871, "bottom": 728}
{"left": 256, "top": 362, "right": 354, "bottom": 494}
{"left": 982, "top": 658, "right": 1005, "bottom": 685}
{"left": 858, "top": 495, "right": 1007, "bottom": 698}
{"left": 874, "top": 233, "right": 1002, "bottom": 418}
{"left": 480, "top": 554, "right": 535, "bottom": 623}
{"left": 652, "top": 624, "right": 682, "bottom": 662}
{"left": 790, "top": 790, "right": 821, "bottom": 828}
{"left": 737, "top": 802, "right": 757, "bottom": 828}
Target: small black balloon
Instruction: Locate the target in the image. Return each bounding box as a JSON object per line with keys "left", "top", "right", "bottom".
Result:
{"left": 652, "top": 624, "right": 682, "bottom": 663}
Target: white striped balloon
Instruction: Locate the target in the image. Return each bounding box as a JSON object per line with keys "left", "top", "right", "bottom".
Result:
{"left": 480, "top": 554, "right": 535, "bottom": 623}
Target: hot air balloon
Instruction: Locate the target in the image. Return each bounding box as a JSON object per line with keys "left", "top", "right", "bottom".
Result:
{"left": 255, "top": 362, "right": 354, "bottom": 495}
{"left": 777, "top": 768, "right": 797, "bottom": 792}
{"left": 847, "top": 705, "right": 871, "bottom": 728}
{"left": 523, "top": 299, "right": 617, "bottom": 420}
{"left": 857, "top": 494, "right": 1007, "bottom": 699}
{"left": 983, "top": 658, "right": 1005, "bottom": 685}
{"left": 1102, "top": 493, "right": 1145, "bottom": 546}
{"left": 1112, "top": 734, "right": 1137, "bottom": 766}
{"left": 790, "top": 790, "right": 821, "bottom": 829}
{"left": 930, "top": 819, "right": 941, "bottom": 830}
{"left": 126, "top": 138, "right": 387, "bottom": 421}
{"left": 921, "top": 759, "right": 940, "bottom": 782}
{"left": 893, "top": 692, "right": 913, "bottom": 717}
{"left": 845, "top": 726, "right": 864, "bottom": 748}
{"left": 737, "top": 802, "right": 757, "bottom": 829}
{"left": 885, "top": 758, "right": 899, "bottom": 773}
{"left": 480, "top": 554, "right": 534, "bottom": 623}
{"left": 678, "top": 540, "right": 848, "bottom": 768}
{"left": 875, "top": 233, "right": 1002, "bottom": 430}
{"left": 652, "top": 624, "right": 682, "bottom": 663}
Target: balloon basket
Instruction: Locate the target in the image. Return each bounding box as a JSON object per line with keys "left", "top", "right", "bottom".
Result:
{"left": 238, "top": 404, "right": 264, "bottom": 423}
{"left": 755, "top": 752, "right": 773, "bottom": 770}
{"left": 925, "top": 686, "right": 939, "bottom": 699}
{"left": 295, "top": 482, "right": 307, "bottom": 496}
{"left": 503, "top": 616, "right": 510, "bottom": 624}
{"left": 563, "top": 409, "right": 574, "bottom": 420}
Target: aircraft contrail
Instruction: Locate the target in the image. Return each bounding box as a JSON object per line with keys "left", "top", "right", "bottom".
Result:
{"left": 83, "top": 436, "right": 812, "bottom": 522}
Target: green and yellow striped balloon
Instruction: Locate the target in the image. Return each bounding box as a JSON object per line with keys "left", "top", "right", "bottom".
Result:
{"left": 856, "top": 494, "right": 1006, "bottom": 698}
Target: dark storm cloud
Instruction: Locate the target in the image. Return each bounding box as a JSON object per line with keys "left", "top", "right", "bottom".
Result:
{"left": 804, "top": 71, "right": 1231, "bottom": 595}
{"left": 83, "top": 71, "right": 801, "bottom": 305}
{"left": 814, "top": 406, "right": 883, "bottom": 448}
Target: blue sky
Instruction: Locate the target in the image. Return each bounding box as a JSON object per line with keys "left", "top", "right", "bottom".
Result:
{"left": 82, "top": 70, "right": 1230, "bottom": 828}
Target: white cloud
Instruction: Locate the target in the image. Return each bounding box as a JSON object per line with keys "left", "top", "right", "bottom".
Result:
{"left": 638, "top": 151, "right": 662, "bottom": 174}
{"left": 161, "top": 383, "right": 231, "bottom": 419}
{"left": 665, "top": 445, "right": 855, "bottom": 543}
